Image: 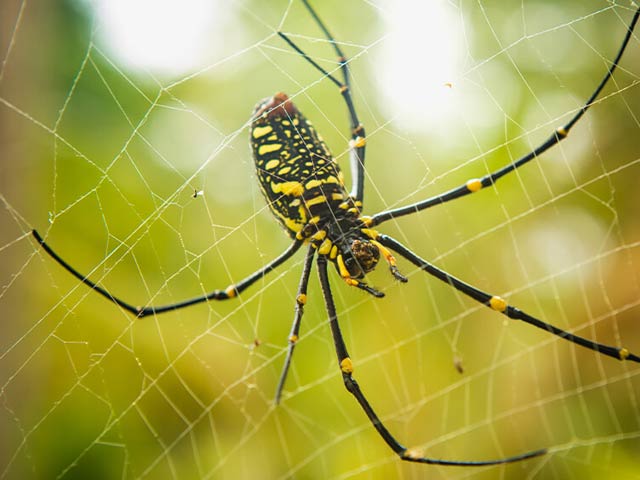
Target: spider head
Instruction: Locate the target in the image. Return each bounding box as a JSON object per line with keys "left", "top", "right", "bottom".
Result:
{"left": 342, "top": 239, "right": 380, "bottom": 278}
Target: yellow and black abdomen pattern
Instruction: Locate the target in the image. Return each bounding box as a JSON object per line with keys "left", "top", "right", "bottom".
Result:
{"left": 251, "top": 93, "right": 348, "bottom": 238}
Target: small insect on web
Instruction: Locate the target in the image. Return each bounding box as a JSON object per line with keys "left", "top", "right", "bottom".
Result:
{"left": 32, "top": 0, "right": 640, "bottom": 467}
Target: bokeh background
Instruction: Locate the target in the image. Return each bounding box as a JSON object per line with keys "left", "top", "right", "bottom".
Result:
{"left": 1, "top": 0, "right": 639, "bottom": 479}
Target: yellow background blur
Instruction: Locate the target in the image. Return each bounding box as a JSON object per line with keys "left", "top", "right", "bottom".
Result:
{"left": 1, "top": 1, "right": 639, "bottom": 479}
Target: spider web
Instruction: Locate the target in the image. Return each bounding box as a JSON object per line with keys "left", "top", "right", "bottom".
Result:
{"left": 1, "top": 0, "right": 639, "bottom": 478}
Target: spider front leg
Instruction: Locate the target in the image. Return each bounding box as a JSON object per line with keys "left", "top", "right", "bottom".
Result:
{"left": 380, "top": 235, "right": 640, "bottom": 363}
{"left": 275, "top": 246, "right": 316, "bottom": 404}
{"left": 32, "top": 229, "right": 303, "bottom": 317}
{"left": 279, "top": 0, "right": 367, "bottom": 203}
{"left": 316, "top": 256, "right": 546, "bottom": 466}
{"left": 369, "top": 6, "right": 640, "bottom": 226}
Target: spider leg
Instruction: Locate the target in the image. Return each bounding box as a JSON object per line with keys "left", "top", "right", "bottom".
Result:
{"left": 370, "top": 6, "right": 640, "bottom": 227}
{"left": 379, "top": 234, "right": 640, "bottom": 363}
{"left": 275, "top": 246, "right": 316, "bottom": 404}
{"left": 317, "top": 255, "right": 547, "bottom": 465}
{"left": 300, "top": 0, "right": 350, "bottom": 89}
{"left": 32, "top": 229, "right": 303, "bottom": 317}
{"left": 279, "top": 1, "right": 367, "bottom": 204}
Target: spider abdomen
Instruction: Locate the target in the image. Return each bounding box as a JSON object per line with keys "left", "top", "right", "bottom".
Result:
{"left": 251, "top": 92, "right": 350, "bottom": 238}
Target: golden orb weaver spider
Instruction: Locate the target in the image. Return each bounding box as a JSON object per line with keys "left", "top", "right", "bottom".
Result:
{"left": 33, "top": 0, "right": 640, "bottom": 467}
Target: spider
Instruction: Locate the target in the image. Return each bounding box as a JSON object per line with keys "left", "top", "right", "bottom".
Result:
{"left": 33, "top": 0, "right": 640, "bottom": 467}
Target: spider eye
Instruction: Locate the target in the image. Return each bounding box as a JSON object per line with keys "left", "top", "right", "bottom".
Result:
{"left": 346, "top": 240, "right": 380, "bottom": 278}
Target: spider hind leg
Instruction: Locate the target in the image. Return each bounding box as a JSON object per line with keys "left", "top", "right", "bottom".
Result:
{"left": 380, "top": 234, "right": 640, "bottom": 364}
{"left": 317, "top": 256, "right": 547, "bottom": 466}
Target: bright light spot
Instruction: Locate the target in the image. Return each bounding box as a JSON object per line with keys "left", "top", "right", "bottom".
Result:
{"left": 88, "top": 0, "right": 227, "bottom": 74}
{"left": 374, "top": 0, "right": 467, "bottom": 134}
{"left": 525, "top": 208, "right": 609, "bottom": 277}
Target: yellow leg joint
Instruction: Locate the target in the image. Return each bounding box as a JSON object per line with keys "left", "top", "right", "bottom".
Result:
{"left": 556, "top": 126, "right": 568, "bottom": 138}
{"left": 402, "top": 447, "right": 424, "bottom": 460}
{"left": 318, "top": 238, "right": 333, "bottom": 255}
{"left": 289, "top": 334, "right": 299, "bottom": 344}
{"left": 351, "top": 136, "right": 366, "bottom": 148}
{"left": 466, "top": 178, "right": 483, "bottom": 192}
{"left": 359, "top": 216, "right": 374, "bottom": 227}
{"left": 225, "top": 285, "right": 237, "bottom": 298}
{"left": 296, "top": 293, "right": 307, "bottom": 305}
{"left": 619, "top": 348, "right": 630, "bottom": 361}
{"left": 311, "top": 229, "right": 327, "bottom": 242}
{"left": 489, "top": 295, "right": 507, "bottom": 312}
{"left": 340, "top": 357, "right": 354, "bottom": 374}
{"left": 360, "top": 228, "right": 379, "bottom": 239}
